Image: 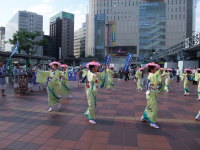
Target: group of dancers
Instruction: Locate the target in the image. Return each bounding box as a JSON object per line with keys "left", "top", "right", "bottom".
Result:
{"left": 36, "top": 60, "right": 200, "bottom": 128}
{"left": 1, "top": 59, "right": 199, "bottom": 128}
{"left": 135, "top": 65, "right": 200, "bottom": 128}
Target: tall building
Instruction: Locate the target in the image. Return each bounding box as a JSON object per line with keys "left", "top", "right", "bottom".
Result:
{"left": 86, "top": 0, "right": 138, "bottom": 60}
{"left": 50, "top": 11, "right": 74, "bottom": 60}
{"left": 86, "top": 0, "right": 196, "bottom": 62}
{"left": 0, "top": 27, "right": 5, "bottom": 52}
{"left": 43, "top": 35, "right": 56, "bottom": 58}
{"left": 74, "top": 23, "right": 86, "bottom": 58}
{"left": 5, "top": 11, "right": 43, "bottom": 55}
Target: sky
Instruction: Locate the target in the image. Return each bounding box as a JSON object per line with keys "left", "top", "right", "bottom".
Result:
{"left": 0, "top": 0, "right": 200, "bottom": 35}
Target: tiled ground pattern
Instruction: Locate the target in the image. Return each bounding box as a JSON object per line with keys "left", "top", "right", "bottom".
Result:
{"left": 0, "top": 80, "right": 200, "bottom": 150}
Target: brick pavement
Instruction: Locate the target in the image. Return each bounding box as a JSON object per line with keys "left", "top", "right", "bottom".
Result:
{"left": 0, "top": 80, "right": 200, "bottom": 150}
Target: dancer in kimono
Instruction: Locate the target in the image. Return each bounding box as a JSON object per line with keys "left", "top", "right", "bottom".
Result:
{"left": 195, "top": 68, "right": 200, "bottom": 100}
{"left": 107, "top": 66, "right": 115, "bottom": 90}
{"left": 60, "top": 64, "right": 71, "bottom": 99}
{"left": 37, "top": 61, "right": 62, "bottom": 112}
{"left": 181, "top": 68, "right": 193, "bottom": 96}
{"left": 84, "top": 61, "right": 101, "bottom": 124}
{"left": 141, "top": 63, "right": 162, "bottom": 129}
{"left": 0, "top": 61, "right": 7, "bottom": 96}
{"left": 162, "top": 68, "right": 172, "bottom": 92}
{"left": 100, "top": 64, "right": 108, "bottom": 88}
{"left": 135, "top": 68, "right": 144, "bottom": 90}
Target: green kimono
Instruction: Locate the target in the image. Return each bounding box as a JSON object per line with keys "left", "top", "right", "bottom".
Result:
{"left": 85, "top": 71, "right": 99, "bottom": 120}
{"left": 180, "top": 73, "right": 193, "bottom": 93}
{"left": 60, "top": 70, "right": 71, "bottom": 96}
{"left": 142, "top": 70, "right": 162, "bottom": 123}
{"left": 162, "top": 72, "right": 170, "bottom": 91}
{"left": 107, "top": 69, "right": 114, "bottom": 89}
{"left": 100, "top": 69, "right": 108, "bottom": 88}
{"left": 135, "top": 70, "right": 143, "bottom": 89}
{"left": 195, "top": 72, "right": 200, "bottom": 99}
{"left": 37, "top": 70, "right": 62, "bottom": 107}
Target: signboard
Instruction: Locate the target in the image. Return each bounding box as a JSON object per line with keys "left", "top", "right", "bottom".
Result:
{"left": 68, "top": 71, "right": 77, "bottom": 81}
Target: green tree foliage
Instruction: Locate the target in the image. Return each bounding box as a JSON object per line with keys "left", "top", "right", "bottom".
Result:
{"left": 9, "top": 30, "right": 47, "bottom": 55}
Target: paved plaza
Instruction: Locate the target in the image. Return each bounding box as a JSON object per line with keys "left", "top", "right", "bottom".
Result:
{"left": 0, "top": 80, "right": 200, "bottom": 150}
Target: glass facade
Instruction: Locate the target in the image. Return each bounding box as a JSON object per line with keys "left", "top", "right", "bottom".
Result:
{"left": 50, "top": 11, "right": 74, "bottom": 23}
{"left": 139, "top": 2, "right": 166, "bottom": 61}
{"left": 94, "top": 14, "right": 105, "bottom": 59}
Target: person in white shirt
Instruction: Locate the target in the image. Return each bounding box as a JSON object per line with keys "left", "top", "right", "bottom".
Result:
{"left": 176, "top": 67, "right": 180, "bottom": 82}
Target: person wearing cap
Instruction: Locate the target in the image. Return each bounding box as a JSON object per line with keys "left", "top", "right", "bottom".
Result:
{"left": 60, "top": 64, "right": 71, "bottom": 99}
{"left": 135, "top": 68, "right": 144, "bottom": 91}
{"left": 84, "top": 61, "right": 101, "bottom": 124}
{"left": 36, "top": 61, "right": 62, "bottom": 112}
{"left": 162, "top": 68, "right": 172, "bottom": 92}
{"left": 0, "top": 61, "right": 7, "bottom": 96}
{"left": 181, "top": 68, "right": 193, "bottom": 96}
{"left": 141, "top": 62, "right": 162, "bottom": 129}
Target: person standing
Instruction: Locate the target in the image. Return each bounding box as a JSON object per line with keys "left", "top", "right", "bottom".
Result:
{"left": 176, "top": 67, "right": 180, "bottom": 82}
{"left": 77, "top": 65, "right": 83, "bottom": 87}
{"left": 0, "top": 61, "right": 7, "bottom": 96}
{"left": 60, "top": 64, "right": 71, "bottom": 99}
{"left": 26, "top": 64, "right": 34, "bottom": 93}
{"left": 84, "top": 61, "right": 101, "bottom": 124}
{"left": 13, "top": 64, "right": 23, "bottom": 95}
{"left": 118, "top": 67, "right": 124, "bottom": 84}
{"left": 141, "top": 63, "right": 162, "bottom": 129}
{"left": 124, "top": 69, "right": 130, "bottom": 82}
{"left": 37, "top": 61, "right": 62, "bottom": 112}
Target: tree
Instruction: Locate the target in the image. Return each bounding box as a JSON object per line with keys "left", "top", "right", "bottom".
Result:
{"left": 87, "top": 55, "right": 94, "bottom": 58}
{"left": 9, "top": 30, "right": 46, "bottom": 55}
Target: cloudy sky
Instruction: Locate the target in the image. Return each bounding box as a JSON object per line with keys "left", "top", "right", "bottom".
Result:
{"left": 0, "top": 0, "right": 199, "bottom": 34}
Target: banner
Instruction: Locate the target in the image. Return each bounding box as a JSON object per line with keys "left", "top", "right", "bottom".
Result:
{"left": 105, "top": 55, "right": 111, "bottom": 66}
{"left": 6, "top": 42, "right": 19, "bottom": 68}
{"left": 68, "top": 71, "right": 77, "bottom": 81}
{"left": 123, "top": 54, "right": 133, "bottom": 71}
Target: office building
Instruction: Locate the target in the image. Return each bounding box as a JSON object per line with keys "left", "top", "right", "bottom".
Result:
{"left": 50, "top": 11, "right": 74, "bottom": 60}
{"left": 5, "top": 11, "right": 43, "bottom": 55}
{"left": 74, "top": 23, "right": 86, "bottom": 58}
{"left": 86, "top": 0, "right": 196, "bottom": 62}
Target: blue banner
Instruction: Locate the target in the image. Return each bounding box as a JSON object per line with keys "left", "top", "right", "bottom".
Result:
{"left": 68, "top": 71, "right": 77, "bottom": 81}
{"left": 6, "top": 42, "right": 19, "bottom": 68}
{"left": 105, "top": 55, "right": 111, "bottom": 66}
{"left": 123, "top": 54, "right": 133, "bottom": 71}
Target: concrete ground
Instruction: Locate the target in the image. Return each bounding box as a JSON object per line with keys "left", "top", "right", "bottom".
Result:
{"left": 0, "top": 79, "right": 199, "bottom": 150}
